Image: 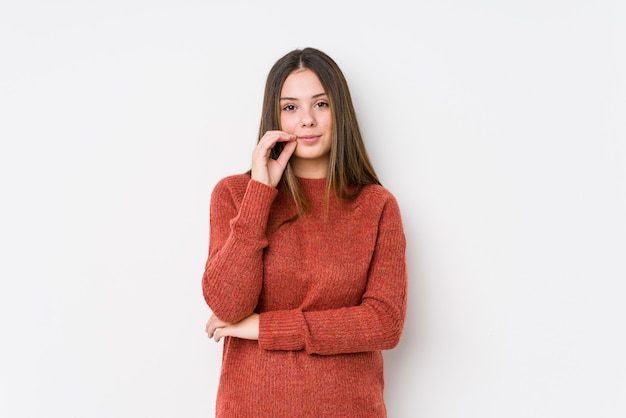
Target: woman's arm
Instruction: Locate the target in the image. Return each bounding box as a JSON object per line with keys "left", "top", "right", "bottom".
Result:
{"left": 201, "top": 176, "right": 277, "bottom": 323}
{"left": 257, "top": 196, "right": 408, "bottom": 355}
{"left": 202, "top": 131, "right": 297, "bottom": 323}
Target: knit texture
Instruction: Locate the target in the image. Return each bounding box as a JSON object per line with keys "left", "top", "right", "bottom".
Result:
{"left": 202, "top": 174, "right": 408, "bottom": 417}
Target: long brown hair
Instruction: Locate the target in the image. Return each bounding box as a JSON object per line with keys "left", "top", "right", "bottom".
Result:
{"left": 255, "top": 47, "right": 380, "bottom": 219}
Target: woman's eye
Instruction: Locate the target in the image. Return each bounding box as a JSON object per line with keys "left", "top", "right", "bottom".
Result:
{"left": 315, "top": 101, "right": 329, "bottom": 108}
{"left": 282, "top": 104, "right": 296, "bottom": 111}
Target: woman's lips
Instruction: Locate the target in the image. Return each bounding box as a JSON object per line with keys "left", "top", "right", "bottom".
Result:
{"left": 297, "top": 135, "right": 319, "bottom": 144}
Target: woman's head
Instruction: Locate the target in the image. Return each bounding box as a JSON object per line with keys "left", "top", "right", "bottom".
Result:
{"left": 258, "top": 48, "right": 380, "bottom": 216}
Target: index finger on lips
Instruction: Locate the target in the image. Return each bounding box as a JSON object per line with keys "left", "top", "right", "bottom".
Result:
{"left": 260, "top": 131, "right": 296, "bottom": 147}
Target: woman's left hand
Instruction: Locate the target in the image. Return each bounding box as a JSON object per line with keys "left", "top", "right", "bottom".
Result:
{"left": 205, "top": 313, "right": 259, "bottom": 343}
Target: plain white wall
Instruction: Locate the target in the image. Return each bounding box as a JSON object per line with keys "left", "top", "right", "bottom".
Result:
{"left": 1, "top": 1, "right": 624, "bottom": 417}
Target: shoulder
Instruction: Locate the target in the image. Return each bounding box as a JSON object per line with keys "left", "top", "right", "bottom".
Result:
{"left": 359, "top": 184, "right": 401, "bottom": 208}
{"left": 359, "top": 185, "right": 406, "bottom": 239}
{"left": 351, "top": 183, "right": 403, "bottom": 220}
{"left": 210, "top": 173, "right": 251, "bottom": 204}
{"left": 214, "top": 173, "right": 251, "bottom": 190}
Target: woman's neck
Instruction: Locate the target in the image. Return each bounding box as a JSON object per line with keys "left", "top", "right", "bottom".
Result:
{"left": 290, "top": 156, "right": 329, "bottom": 179}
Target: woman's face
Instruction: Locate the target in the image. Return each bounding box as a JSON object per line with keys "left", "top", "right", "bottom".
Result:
{"left": 280, "top": 68, "right": 332, "bottom": 177}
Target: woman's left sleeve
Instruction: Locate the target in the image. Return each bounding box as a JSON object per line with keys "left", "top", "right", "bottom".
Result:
{"left": 258, "top": 195, "right": 408, "bottom": 355}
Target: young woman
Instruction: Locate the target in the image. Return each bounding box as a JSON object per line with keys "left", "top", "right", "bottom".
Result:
{"left": 202, "top": 47, "right": 407, "bottom": 417}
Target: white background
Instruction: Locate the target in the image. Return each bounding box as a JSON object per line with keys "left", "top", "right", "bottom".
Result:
{"left": 1, "top": 1, "right": 624, "bottom": 417}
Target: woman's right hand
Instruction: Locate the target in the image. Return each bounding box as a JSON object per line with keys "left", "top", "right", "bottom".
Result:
{"left": 251, "top": 130, "right": 297, "bottom": 188}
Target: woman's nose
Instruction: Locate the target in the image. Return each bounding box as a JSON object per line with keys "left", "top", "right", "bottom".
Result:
{"left": 300, "top": 110, "right": 316, "bottom": 127}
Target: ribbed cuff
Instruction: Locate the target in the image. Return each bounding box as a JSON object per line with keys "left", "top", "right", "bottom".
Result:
{"left": 258, "top": 309, "right": 306, "bottom": 351}
{"left": 231, "top": 179, "right": 278, "bottom": 242}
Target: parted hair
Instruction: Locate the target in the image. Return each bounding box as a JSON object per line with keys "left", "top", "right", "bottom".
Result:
{"left": 256, "top": 47, "right": 380, "bottom": 219}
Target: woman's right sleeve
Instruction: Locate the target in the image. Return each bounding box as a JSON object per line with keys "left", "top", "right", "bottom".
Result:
{"left": 201, "top": 176, "right": 278, "bottom": 323}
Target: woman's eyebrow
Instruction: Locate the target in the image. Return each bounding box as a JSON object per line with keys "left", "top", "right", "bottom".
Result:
{"left": 280, "top": 92, "right": 327, "bottom": 101}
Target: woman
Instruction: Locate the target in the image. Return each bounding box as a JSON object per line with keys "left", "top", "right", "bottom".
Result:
{"left": 202, "top": 47, "right": 407, "bottom": 417}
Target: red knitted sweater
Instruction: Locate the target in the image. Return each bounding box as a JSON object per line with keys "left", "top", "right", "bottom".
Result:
{"left": 202, "top": 174, "right": 407, "bottom": 417}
